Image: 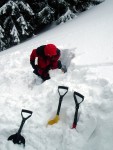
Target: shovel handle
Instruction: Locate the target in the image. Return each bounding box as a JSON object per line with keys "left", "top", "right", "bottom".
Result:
{"left": 58, "top": 86, "right": 68, "bottom": 97}
{"left": 73, "top": 91, "right": 84, "bottom": 105}
{"left": 21, "top": 109, "right": 33, "bottom": 120}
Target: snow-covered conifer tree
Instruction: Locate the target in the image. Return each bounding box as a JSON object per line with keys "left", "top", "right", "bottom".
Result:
{"left": 0, "top": 25, "right": 6, "bottom": 51}
{"left": 10, "top": 23, "right": 20, "bottom": 45}
{"left": 37, "top": 5, "right": 54, "bottom": 25}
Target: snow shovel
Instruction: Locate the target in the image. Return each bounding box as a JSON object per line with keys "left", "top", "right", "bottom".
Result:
{"left": 8, "top": 109, "right": 32, "bottom": 147}
{"left": 72, "top": 91, "right": 84, "bottom": 129}
{"left": 48, "top": 86, "right": 68, "bottom": 125}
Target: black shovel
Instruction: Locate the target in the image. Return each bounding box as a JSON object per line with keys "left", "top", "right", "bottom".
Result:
{"left": 8, "top": 109, "right": 32, "bottom": 147}
{"left": 48, "top": 86, "right": 68, "bottom": 125}
{"left": 72, "top": 91, "right": 84, "bottom": 129}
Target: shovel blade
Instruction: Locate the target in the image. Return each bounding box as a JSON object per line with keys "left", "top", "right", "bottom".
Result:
{"left": 8, "top": 133, "right": 25, "bottom": 146}
{"left": 48, "top": 115, "right": 60, "bottom": 125}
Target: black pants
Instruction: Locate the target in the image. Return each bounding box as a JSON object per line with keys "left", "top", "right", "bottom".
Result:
{"left": 33, "top": 60, "right": 62, "bottom": 81}
{"left": 33, "top": 69, "right": 50, "bottom": 81}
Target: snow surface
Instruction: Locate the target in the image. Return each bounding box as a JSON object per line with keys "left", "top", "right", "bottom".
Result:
{"left": 0, "top": 0, "right": 113, "bottom": 150}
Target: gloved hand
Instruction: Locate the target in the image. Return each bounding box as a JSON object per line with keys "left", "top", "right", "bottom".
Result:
{"left": 30, "top": 60, "right": 37, "bottom": 70}
{"left": 33, "top": 65, "right": 38, "bottom": 75}
{"left": 61, "top": 65, "right": 67, "bottom": 73}
{"left": 34, "top": 65, "right": 38, "bottom": 70}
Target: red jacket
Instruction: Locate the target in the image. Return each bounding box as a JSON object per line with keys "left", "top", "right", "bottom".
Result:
{"left": 30, "top": 45, "right": 61, "bottom": 76}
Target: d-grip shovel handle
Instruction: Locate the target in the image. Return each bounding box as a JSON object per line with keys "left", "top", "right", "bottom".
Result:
{"left": 18, "top": 109, "right": 32, "bottom": 135}
{"left": 57, "top": 86, "right": 68, "bottom": 115}
{"left": 58, "top": 86, "right": 68, "bottom": 98}
{"left": 73, "top": 91, "right": 84, "bottom": 105}
{"left": 21, "top": 109, "right": 32, "bottom": 120}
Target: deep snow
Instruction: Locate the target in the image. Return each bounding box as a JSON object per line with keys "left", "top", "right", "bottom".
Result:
{"left": 0, "top": 0, "right": 113, "bottom": 150}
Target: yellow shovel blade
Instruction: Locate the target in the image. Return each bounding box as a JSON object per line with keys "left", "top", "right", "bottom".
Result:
{"left": 48, "top": 115, "right": 60, "bottom": 125}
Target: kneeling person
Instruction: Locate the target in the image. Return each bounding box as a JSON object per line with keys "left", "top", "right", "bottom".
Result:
{"left": 30, "top": 44, "right": 64, "bottom": 81}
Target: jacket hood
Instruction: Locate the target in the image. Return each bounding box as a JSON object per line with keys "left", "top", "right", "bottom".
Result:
{"left": 44, "top": 44, "right": 57, "bottom": 56}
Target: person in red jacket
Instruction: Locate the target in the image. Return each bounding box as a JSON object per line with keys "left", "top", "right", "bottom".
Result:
{"left": 30, "top": 44, "right": 65, "bottom": 81}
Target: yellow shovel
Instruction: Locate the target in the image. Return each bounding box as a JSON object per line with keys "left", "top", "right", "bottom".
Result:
{"left": 48, "top": 86, "right": 68, "bottom": 125}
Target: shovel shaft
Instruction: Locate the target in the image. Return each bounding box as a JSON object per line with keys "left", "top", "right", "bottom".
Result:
{"left": 73, "top": 106, "right": 79, "bottom": 127}
{"left": 17, "top": 119, "right": 26, "bottom": 134}
{"left": 57, "top": 97, "right": 63, "bottom": 115}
